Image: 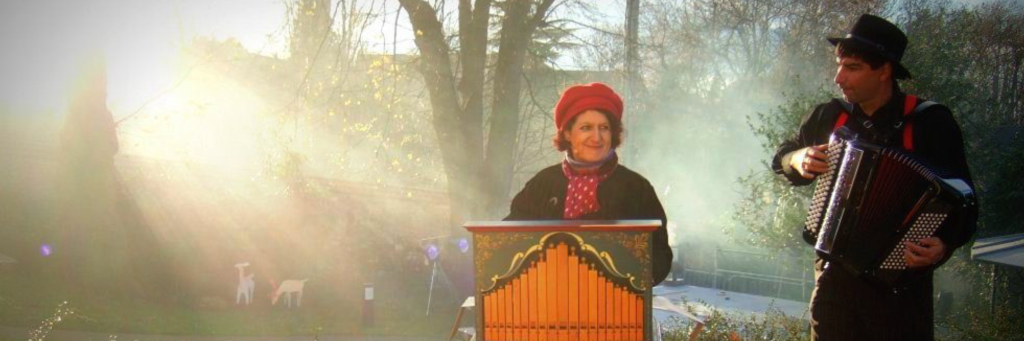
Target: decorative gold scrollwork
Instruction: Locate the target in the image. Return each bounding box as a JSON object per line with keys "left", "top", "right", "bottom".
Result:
{"left": 482, "top": 231, "right": 646, "bottom": 293}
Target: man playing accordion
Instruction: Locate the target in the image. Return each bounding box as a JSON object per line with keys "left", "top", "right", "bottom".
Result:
{"left": 771, "top": 14, "right": 978, "bottom": 341}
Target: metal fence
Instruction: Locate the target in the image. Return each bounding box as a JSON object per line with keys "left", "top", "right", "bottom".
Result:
{"left": 667, "top": 246, "right": 816, "bottom": 302}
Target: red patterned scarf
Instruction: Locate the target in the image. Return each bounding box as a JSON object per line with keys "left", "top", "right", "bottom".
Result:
{"left": 561, "top": 151, "right": 618, "bottom": 219}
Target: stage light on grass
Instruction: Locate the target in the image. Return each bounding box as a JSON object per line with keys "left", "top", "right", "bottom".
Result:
{"left": 426, "top": 244, "right": 439, "bottom": 261}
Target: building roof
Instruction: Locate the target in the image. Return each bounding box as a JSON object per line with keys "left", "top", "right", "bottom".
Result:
{"left": 971, "top": 233, "right": 1024, "bottom": 268}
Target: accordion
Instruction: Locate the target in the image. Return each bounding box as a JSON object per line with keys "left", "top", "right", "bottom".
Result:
{"left": 804, "top": 127, "right": 975, "bottom": 291}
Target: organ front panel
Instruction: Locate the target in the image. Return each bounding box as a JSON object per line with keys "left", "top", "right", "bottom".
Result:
{"left": 466, "top": 220, "right": 658, "bottom": 341}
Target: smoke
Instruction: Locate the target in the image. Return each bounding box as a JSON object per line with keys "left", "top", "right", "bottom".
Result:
{"left": 632, "top": 77, "right": 784, "bottom": 248}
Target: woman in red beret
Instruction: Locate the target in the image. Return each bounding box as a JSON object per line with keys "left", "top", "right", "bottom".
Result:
{"left": 504, "top": 82, "right": 673, "bottom": 285}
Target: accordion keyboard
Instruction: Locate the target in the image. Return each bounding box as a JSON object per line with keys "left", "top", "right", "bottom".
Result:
{"left": 879, "top": 212, "right": 949, "bottom": 270}
{"left": 805, "top": 140, "right": 847, "bottom": 235}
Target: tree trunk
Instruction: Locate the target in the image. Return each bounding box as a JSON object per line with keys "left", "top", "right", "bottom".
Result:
{"left": 484, "top": 0, "right": 555, "bottom": 215}
{"left": 401, "top": 0, "right": 557, "bottom": 230}
{"left": 399, "top": 0, "right": 485, "bottom": 232}
{"left": 1008, "top": 48, "right": 1020, "bottom": 123}
{"left": 458, "top": 0, "right": 490, "bottom": 130}
{"left": 623, "top": 0, "right": 642, "bottom": 164}
{"left": 626, "top": 0, "right": 641, "bottom": 91}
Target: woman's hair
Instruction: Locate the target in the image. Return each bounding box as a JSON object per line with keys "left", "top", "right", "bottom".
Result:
{"left": 552, "top": 110, "right": 624, "bottom": 152}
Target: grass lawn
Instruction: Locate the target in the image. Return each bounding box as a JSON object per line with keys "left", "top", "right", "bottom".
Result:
{"left": 0, "top": 268, "right": 460, "bottom": 338}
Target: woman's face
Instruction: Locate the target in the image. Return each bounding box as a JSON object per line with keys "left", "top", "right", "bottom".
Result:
{"left": 563, "top": 110, "right": 612, "bottom": 163}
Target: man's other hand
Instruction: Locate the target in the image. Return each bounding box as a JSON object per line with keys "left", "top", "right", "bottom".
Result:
{"left": 789, "top": 144, "right": 829, "bottom": 179}
{"left": 905, "top": 237, "right": 947, "bottom": 268}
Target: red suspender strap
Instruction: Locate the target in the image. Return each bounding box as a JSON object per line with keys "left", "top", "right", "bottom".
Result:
{"left": 833, "top": 95, "right": 919, "bottom": 150}
{"left": 833, "top": 112, "right": 848, "bottom": 131}
{"left": 903, "top": 95, "right": 918, "bottom": 151}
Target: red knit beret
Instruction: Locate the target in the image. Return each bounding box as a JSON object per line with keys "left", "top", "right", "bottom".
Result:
{"left": 554, "top": 82, "right": 623, "bottom": 131}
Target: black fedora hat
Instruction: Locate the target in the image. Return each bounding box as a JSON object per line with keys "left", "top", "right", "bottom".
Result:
{"left": 828, "top": 14, "right": 912, "bottom": 80}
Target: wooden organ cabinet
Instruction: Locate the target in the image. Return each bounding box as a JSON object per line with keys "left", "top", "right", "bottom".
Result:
{"left": 465, "top": 220, "right": 658, "bottom": 341}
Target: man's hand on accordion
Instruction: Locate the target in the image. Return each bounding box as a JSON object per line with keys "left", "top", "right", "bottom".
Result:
{"left": 904, "top": 237, "right": 947, "bottom": 268}
{"left": 789, "top": 144, "right": 829, "bottom": 179}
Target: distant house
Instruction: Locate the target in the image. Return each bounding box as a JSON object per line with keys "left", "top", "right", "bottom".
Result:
{"left": 972, "top": 233, "right": 1024, "bottom": 314}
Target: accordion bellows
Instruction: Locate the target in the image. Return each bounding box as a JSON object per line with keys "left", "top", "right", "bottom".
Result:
{"left": 804, "top": 127, "right": 974, "bottom": 290}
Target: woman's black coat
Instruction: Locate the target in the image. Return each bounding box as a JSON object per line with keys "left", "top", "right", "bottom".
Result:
{"left": 505, "top": 164, "right": 674, "bottom": 285}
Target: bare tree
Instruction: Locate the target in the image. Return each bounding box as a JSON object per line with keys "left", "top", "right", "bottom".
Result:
{"left": 398, "top": 0, "right": 557, "bottom": 231}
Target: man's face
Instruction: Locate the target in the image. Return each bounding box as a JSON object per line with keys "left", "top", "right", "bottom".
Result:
{"left": 834, "top": 55, "right": 890, "bottom": 104}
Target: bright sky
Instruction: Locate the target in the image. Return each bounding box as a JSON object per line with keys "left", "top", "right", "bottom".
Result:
{"left": 2, "top": 0, "right": 999, "bottom": 117}
{"left": 0, "top": 0, "right": 275, "bottom": 115}
{"left": 0, "top": 0, "right": 618, "bottom": 117}
{"left": 0, "top": 0, "right": 411, "bottom": 116}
